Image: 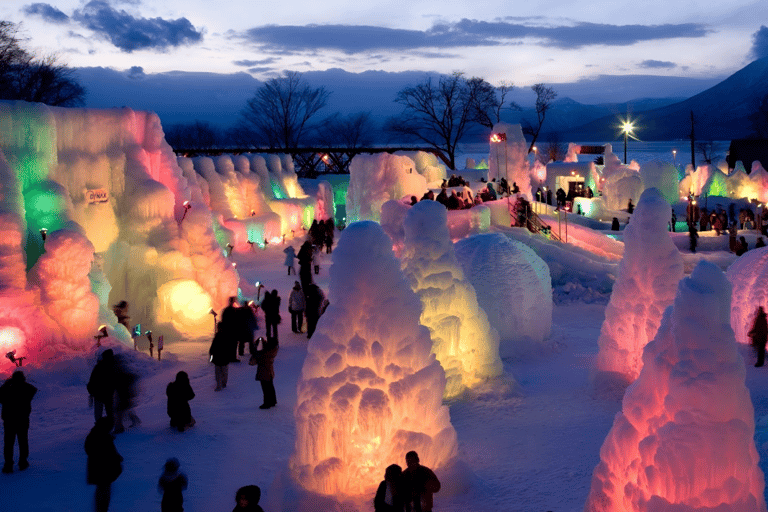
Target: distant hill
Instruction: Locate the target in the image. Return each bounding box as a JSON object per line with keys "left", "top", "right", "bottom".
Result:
{"left": 559, "top": 57, "right": 768, "bottom": 141}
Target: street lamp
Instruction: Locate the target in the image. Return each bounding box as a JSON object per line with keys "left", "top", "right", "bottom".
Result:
{"left": 621, "top": 120, "right": 635, "bottom": 165}
{"left": 672, "top": 149, "right": 677, "bottom": 165}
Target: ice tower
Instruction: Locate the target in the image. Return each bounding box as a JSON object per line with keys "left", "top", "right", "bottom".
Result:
{"left": 585, "top": 261, "right": 766, "bottom": 512}
{"left": 291, "top": 221, "right": 458, "bottom": 498}
{"left": 401, "top": 201, "right": 504, "bottom": 398}
{"left": 595, "top": 188, "right": 683, "bottom": 385}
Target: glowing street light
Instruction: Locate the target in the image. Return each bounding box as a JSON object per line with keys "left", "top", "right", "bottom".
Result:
{"left": 95, "top": 325, "right": 108, "bottom": 347}
{"left": 621, "top": 119, "right": 636, "bottom": 165}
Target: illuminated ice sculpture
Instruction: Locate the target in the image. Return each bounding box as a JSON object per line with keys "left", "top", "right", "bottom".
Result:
{"left": 401, "top": 200, "right": 504, "bottom": 398}
{"left": 595, "top": 188, "right": 683, "bottom": 385}
{"left": 291, "top": 221, "right": 458, "bottom": 498}
{"left": 585, "top": 261, "right": 767, "bottom": 512}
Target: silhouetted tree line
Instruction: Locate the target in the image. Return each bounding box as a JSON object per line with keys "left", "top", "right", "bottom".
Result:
{"left": 168, "top": 71, "right": 558, "bottom": 174}
{"left": 0, "top": 21, "right": 85, "bottom": 106}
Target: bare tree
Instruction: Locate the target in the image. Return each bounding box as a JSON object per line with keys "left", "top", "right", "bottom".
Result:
{"left": 238, "top": 71, "right": 330, "bottom": 149}
{"left": 472, "top": 80, "right": 520, "bottom": 129}
{"left": 749, "top": 93, "right": 768, "bottom": 138}
{"left": 696, "top": 140, "right": 716, "bottom": 164}
{"left": 386, "top": 72, "right": 500, "bottom": 170}
{"left": 522, "top": 83, "right": 557, "bottom": 154}
{"left": 0, "top": 21, "right": 85, "bottom": 106}
{"left": 165, "top": 121, "right": 222, "bottom": 150}
{"left": 542, "top": 132, "right": 567, "bottom": 163}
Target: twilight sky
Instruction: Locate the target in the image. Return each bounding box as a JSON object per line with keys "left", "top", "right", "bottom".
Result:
{"left": 4, "top": 0, "right": 768, "bottom": 87}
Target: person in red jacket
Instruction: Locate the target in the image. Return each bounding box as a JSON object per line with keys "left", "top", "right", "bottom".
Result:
{"left": 402, "top": 451, "right": 440, "bottom": 512}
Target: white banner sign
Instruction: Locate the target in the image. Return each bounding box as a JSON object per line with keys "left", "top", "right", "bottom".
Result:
{"left": 84, "top": 188, "right": 109, "bottom": 204}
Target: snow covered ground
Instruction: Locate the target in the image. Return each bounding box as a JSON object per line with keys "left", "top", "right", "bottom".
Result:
{"left": 5, "top": 217, "right": 768, "bottom": 512}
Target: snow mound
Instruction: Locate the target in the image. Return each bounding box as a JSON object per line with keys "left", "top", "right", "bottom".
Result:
{"left": 454, "top": 232, "right": 552, "bottom": 357}
{"left": 727, "top": 246, "right": 768, "bottom": 345}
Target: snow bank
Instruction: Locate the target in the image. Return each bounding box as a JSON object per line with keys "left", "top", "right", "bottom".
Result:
{"left": 595, "top": 188, "right": 683, "bottom": 384}
{"left": 291, "top": 221, "right": 458, "bottom": 498}
{"left": 585, "top": 261, "right": 767, "bottom": 512}
{"left": 401, "top": 201, "right": 504, "bottom": 397}
{"left": 454, "top": 233, "right": 552, "bottom": 357}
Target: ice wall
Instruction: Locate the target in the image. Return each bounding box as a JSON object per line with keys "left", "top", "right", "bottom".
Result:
{"left": 401, "top": 201, "right": 504, "bottom": 398}
{"left": 603, "top": 167, "right": 643, "bottom": 211}
{"left": 585, "top": 261, "right": 766, "bottom": 512}
{"left": 489, "top": 122, "right": 529, "bottom": 198}
{"left": 595, "top": 188, "right": 683, "bottom": 384}
{"left": 454, "top": 233, "right": 552, "bottom": 357}
{"left": 726, "top": 246, "right": 768, "bottom": 345}
{"left": 0, "top": 101, "right": 239, "bottom": 365}
{"left": 639, "top": 160, "right": 679, "bottom": 205}
{"left": 346, "top": 153, "right": 427, "bottom": 223}
{"left": 291, "top": 221, "right": 458, "bottom": 497}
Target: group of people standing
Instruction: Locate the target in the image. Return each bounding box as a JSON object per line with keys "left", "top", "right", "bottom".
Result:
{"left": 374, "top": 451, "right": 441, "bottom": 512}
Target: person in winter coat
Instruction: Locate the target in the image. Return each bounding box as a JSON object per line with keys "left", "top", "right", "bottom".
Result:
{"left": 254, "top": 336, "right": 279, "bottom": 409}
{"left": 757, "top": 236, "right": 766, "bottom": 248}
{"left": 113, "top": 355, "right": 141, "bottom": 434}
{"left": 374, "top": 464, "right": 405, "bottom": 512}
{"left": 750, "top": 306, "right": 768, "bottom": 367}
{"left": 283, "top": 245, "right": 296, "bottom": 275}
{"left": 209, "top": 322, "right": 230, "bottom": 391}
{"left": 689, "top": 223, "right": 699, "bottom": 253}
{"left": 736, "top": 235, "right": 749, "bottom": 256}
{"left": 288, "top": 281, "right": 306, "bottom": 333}
{"left": 261, "top": 290, "right": 281, "bottom": 340}
{"left": 0, "top": 371, "right": 37, "bottom": 473}
{"left": 166, "top": 371, "right": 195, "bottom": 432}
{"left": 240, "top": 302, "right": 258, "bottom": 356}
{"left": 87, "top": 348, "right": 117, "bottom": 428}
{"left": 158, "top": 457, "right": 188, "bottom": 512}
{"left": 221, "top": 297, "right": 242, "bottom": 363}
{"left": 304, "top": 283, "right": 327, "bottom": 340}
{"left": 297, "top": 240, "right": 314, "bottom": 292}
{"left": 85, "top": 417, "right": 123, "bottom": 512}
{"left": 233, "top": 485, "right": 265, "bottom": 512}
{"left": 324, "top": 221, "right": 334, "bottom": 254}
{"left": 402, "top": 451, "right": 440, "bottom": 512}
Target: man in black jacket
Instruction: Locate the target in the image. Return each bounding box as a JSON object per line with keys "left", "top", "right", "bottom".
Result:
{"left": 0, "top": 370, "right": 37, "bottom": 473}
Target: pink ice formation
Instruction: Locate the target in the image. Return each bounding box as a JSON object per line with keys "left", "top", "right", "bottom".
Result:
{"left": 595, "top": 187, "right": 683, "bottom": 384}
{"left": 291, "top": 221, "right": 458, "bottom": 497}
{"left": 585, "top": 261, "right": 767, "bottom": 512}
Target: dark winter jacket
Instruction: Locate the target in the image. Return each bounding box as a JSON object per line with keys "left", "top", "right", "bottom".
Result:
{"left": 403, "top": 464, "right": 440, "bottom": 512}
{"left": 85, "top": 419, "right": 123, "bottom": 486}
{"left": 209, "top": 330, "right": 231, "bottom": 367}
{"left": 87, "top": 350, "right": 117, "bottom": 403}
{"left": 374, "top": 479, "right": 405, "bottom": 512}
{"left": 255, "top": 339, "right": 279, "bottom": 381}
{"left": 749, "top": 310, "right": 768, "bottom": 349}
{"left": 0, "top": 372, "right": 37, "bottom": 425}
{"left": 166, "top": 377, "right": 195, "bottom": 427}
{"left": 158, "top": 469, "right": 188, "bottom": 512}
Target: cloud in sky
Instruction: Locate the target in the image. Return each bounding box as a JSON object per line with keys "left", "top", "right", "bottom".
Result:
{"left": 639, "top": 60, "right": 676, "bottom": 69}
{"left": 242, "top": 18, "right": 710, "bottom": 54}
{"left": 22, "top": 3, "right": 69, "bottom": 23}
{"left": 67, "top": 0, "right": 203, "bottom": 52}
{"left": 232, "top": 58, "right": 277, "bottom": 67}
{"left": 750, "top": 25, "right": 768, "bottom": 61}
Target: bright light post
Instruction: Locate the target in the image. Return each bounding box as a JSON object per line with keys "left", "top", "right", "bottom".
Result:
{"left": 673, "top": 149, "right": 677, "bottom": 165}
{"left": 622, "top": 121, "right": 635, "bottom": 165}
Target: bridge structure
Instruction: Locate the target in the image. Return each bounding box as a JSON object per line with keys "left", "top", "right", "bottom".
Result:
{"left": 172, "top": 146, "right": 452, "bottom": 176}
